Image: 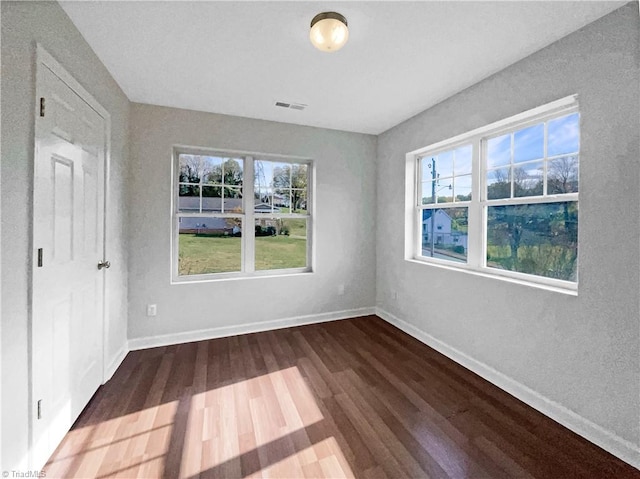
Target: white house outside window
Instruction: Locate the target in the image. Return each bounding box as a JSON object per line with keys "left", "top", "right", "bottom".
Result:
{"left": 410, "top": 96, "right": 579, "bottom": 291}
{"left": 173, "top": 148, "right": 313, "bottom": 281}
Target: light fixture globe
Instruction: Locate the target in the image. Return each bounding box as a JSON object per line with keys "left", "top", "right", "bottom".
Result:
{"left": 310, "top": 12, "right": 349, "bottom": 52}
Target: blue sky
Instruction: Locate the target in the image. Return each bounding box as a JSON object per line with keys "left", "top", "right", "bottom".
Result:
{"left": 487, "top": 112, "right": 579, "bottom": 169}
{"left": 421, "top": 112, "right": 579, "bottom": 201}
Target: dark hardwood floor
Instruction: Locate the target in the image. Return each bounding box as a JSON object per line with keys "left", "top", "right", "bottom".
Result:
{"left": 44, "top": 315, "right": 639, "bottom": 478}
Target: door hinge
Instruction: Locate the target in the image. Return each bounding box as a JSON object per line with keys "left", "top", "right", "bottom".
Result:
{"left": 39, "top": 97, "right": 45, "bottom": 117}
{"left": 37, "top": 248, "right": 43, "bottom": 267}
{"left": 37, "top": 399, "right": 42, "bottom": 419}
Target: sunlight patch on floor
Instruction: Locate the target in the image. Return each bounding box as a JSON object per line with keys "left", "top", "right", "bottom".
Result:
{"left": 44, "top": 400, "right": 179, "bottom": 478}
{"left": 179, "top": 366, "right": 332, "bottom": 478}
{"left": 258, "top": 436, "right": 354, "bottom": 479}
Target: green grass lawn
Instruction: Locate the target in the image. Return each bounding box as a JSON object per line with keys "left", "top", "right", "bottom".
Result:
{"left": 286, "top": 218, "right": 307, "bottom": 238}
{"left": 255, "top": 235, "right": 306, "bottom": 270}
{"left": 487, "top": 244, "right": 577, "bottom": 280}
{"left": 178, "top": 233, "right": 306, "bottom": 275}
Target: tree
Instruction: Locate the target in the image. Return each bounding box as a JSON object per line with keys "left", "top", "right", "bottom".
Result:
{"left": 488, "top": 205, "right": 523, "bottom": 268}
{"left": 487, "top": 202, "right": 577, "bottom": 279}
{"left": 547, "top": 156, "right": 578, "bottom": 194}
{"left": 221, "top": 159, "right": 243, "bottom": 187}
{"left": 201, "top": 158, "right": 243, "bottom": 194}
{"left": 546, "top": 156, "right": 578, "bottom": 268}
{"left": 513, "top": 165, "right": 543, "bottom": 197}
{"left": 448, "top": 208, "right": 468, "bottom": 232}
{"left": 273, "top": 164, "right": 308, "bottom": 211}
{"left": 179, "top": 155, "right": 200, "bottom": 196}
{"left": 487, "top": 168, "right": 510, "bottom": 199}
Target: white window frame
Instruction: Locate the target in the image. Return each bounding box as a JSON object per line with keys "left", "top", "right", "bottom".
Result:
{"left": 406, "top": 95, "right": 579, "bottom": 293}
{"left": 416, "top": 140, "right": 475, "bottom": 267}
{"left": 171, "top": 146, "right": 314, "bottom": 283}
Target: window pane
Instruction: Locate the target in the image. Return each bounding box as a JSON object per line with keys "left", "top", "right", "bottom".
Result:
{"left": 548, "top": 156, "right": 579, "bottom": 194}
{"left": 201, "top": 186, "right": 222, "bottom": 212}
{"left": 420, "top": 156, "right": 435, "bottom": 183}
{"left": 486, "top": 167, "right": 511, "bottom": 199}
{"left": 454, "top": 145, "right": 472, "bottom": 175}
{"left": 420, "top": 208, "right": 468, "bottom": 263}
{"left": 202, "top": 156, "right": 223, "bottom": 184}
{"left": 201, "top": 157, "right": 244, "bottom": 186}
{"left": 254, "top": 187, "right": 274, "bottom": 213}
{"left": 486, "top": 202, "right": 578, "bottom": 281}
{"left": 271, "top": 162, "right": 292, "bottom": 188}
{"left": 454, "top": 174, "right": 472, "bottom": 201}
{"left": 223, "top": 158, "right": 244, "bottom": 186}
{"left": 201, "top": 187, "right": 243, "bottom": 213}
{"left": 179, "top": 155, "right": 201, "bottom": 183}
{"left": 255, "top": 218, "right": 307, "bottom": 270}
{"left": 514, "top": 161, "right": 544, "bottom": 197}
{"left": 294, "top": 164, "right": 308, "bottom": 185}
{"left": 255, "top": 186, "right": 269, "bottom": 207}
{"left": 435, "top": 181, "right": 453, "bottom": 203}
{"left": 225, "top": 187, "right": 243, "bottom": 213}
{"left": 487, "top": 134, "right": 511, "bottom": 168}
{"left": 255, "top": 160, "right": 307, "bottom": 213}
{"left": 421, "top": 181, "right": 435, "bottom": 204}
{"left": 514, "top": 123, "right": 544, "bottom": 163}
{"left": 255, "top": 160, "right": 273, "bottom": 194}
{"left": 179, "top": 184, "right": 200, "bottom": 212}
{"left": 434, "top": 150, "right": 454, "bottom": 179}
{"left": 548, "top": 113, "right": 579, "bottom": 156}
{"left": 178, "top": 216, "right": 242, "bottom": 275}
{"left": 421, "top": 178, "right": 453, "bottom": 205}
{"left": 277, "top": 194, "right": 291, "bottom": 212}
{"left": 291, "top": 189, "right": 308, "bottom": 213}
{"left": 275, "top": 190, "right": 291, "bottom": 213}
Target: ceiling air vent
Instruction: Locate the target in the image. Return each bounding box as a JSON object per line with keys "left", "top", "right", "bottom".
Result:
{"left": 275, "top": 101, "right": 307, "bottom": 111}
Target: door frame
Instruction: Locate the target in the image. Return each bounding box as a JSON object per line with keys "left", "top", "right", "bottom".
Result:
{"left": 31, "top": 44, "right": 112, "bottom": 467}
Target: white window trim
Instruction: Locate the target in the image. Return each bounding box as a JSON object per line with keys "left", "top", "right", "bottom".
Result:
{"left": 405, "top": 95, "right": 579, "bottom": 293}
{"left": 171, "top": 146, "right": 314, "bottom": 283}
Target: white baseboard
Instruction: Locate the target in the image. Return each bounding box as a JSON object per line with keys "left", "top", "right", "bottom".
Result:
{"left": 128, "top": 307, "right": 376, "bottom": 351}
{"left": 104, "top": 344, "right": 128, "bottom": 382}
{"left": 376, "top": 307, "right": 640, "bottom": 470}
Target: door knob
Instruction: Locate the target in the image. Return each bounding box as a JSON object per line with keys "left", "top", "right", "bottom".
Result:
{"left": 97, "top": 260, "right": 111, "bottom": 270}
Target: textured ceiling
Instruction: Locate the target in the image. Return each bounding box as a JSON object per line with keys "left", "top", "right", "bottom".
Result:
{"left": 60, "top": 1, "right": 625, "bottom": 134}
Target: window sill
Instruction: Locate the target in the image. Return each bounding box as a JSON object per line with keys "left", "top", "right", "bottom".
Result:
{"left": 171, "top": 267, "right": 313, "bottom": 285}
{"left": 406, "top": 258, "right": 578, "bottom": 296}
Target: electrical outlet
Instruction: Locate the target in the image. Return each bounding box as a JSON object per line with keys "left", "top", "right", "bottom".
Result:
{"left": 338, "top": 284, "right": 345, "bottom": 295}
{"left": 391, "top": 290, "right": 398, "bottom": 301}
{"left": 147, "top": 304, "right": 157, "bottom": 317}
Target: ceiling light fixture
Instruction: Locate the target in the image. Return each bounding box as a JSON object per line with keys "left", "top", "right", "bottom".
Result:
{"left": 309, "top": 12, "right": 349, "bottom": 52}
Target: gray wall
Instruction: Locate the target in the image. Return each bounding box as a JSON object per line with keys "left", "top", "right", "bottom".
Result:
{"left": 376, "top": 2, "right": 639, "bottom": 455}
{"left": 128, "top": 104, "right": 377, "bottom": 341}
{"left": 1, "top": 1, "right": 130, "bottom": 470}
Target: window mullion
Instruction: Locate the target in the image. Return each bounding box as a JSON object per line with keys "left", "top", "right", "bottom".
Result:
{"left": 416, "top": 158, "right": 422, "bottom": 207}
{"left": 307, "top": 165, "right": 313, "bottom": 270}
{"left": 244, "top": 156, "right": 255, "bottom": 273}
{"left": 509, "top": 132, "right": 515, "bottom": 198}
{"left": 467, "top": 139, "right": 484, "bottom": 268}
{"left": 199, "top": 156, "right": 204, "bottom": 214}
{"left": 543, "top": 121, "right": 549, "bottom": 196}
{"left": 414, "top": 159, "right": 421, "bottom": 256}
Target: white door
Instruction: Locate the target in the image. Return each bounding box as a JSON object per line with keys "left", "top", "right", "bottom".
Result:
{"left": 32, "top": 48, "right": 108, "bottom": 468}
